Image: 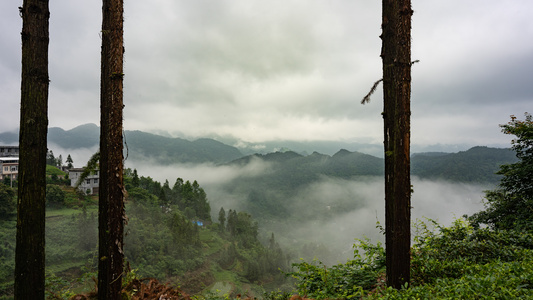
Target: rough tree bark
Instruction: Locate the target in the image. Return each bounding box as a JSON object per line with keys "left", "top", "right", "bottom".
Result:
{"left": 381, "top": 0, "right": 413, "bottom": 289}
{"left": 15, "top": 0, "right": 49, "bottom": 299}
{"left": 98, "top": 0, "right": 125, "bottom": 298}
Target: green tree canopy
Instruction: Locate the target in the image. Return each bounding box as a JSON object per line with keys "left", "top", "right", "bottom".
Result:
{"left": 469, "top": 113, "right": 533, "bottom": 231}
{"left": 218, "top": 207, "right": 226, "bottom": 231}
{"left": 0, "top": 183, "right": 16, "bottom": 217}
{"left": 66, "top": 154, "right": 74, "bottom": 169}
{"left": 46, "top": 184, "right": 65, "bottom": 207}
{"left": 498, "top": 113, "right": 533, "bottom": 198}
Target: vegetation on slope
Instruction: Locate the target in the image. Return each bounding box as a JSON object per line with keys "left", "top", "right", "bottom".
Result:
{"left": 0, "top": 167, "right": 290, "bottom": 299}
{"left": 290, "top": 219, "right": 533, "bottom": 299}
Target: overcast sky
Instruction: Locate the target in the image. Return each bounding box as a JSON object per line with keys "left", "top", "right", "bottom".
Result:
{"left": 1, "top": 1, "right": 532, "bottom": 151}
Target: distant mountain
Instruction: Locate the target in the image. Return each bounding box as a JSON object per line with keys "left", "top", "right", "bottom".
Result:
{"left": 0, "top": 130, "right": 18, "bottom": 145}
{"left": 0, "top": 124, "right": 243, "bottom": 164}
{"left": 219, "top": 147, "right": 516, "bottom": 221}
{"left": 411, "top": 146, "right": 517, "bottom": 184}
{"left": 0, "top": 124, "right": 517, "bottom": 180}
{"left": 229, "top": 146, "right": 516, "bottom": 186}
{"left": 225, "top": 149, "right": 383, "bottom": 200}
{"left": 0, "top": 123, "right": 101, "bottom": 148}
{"left": 49, "top": 123, "right": 100, "bottom": 148}
{"left": 124, "top": 130, "right": 243, "bottom": 164}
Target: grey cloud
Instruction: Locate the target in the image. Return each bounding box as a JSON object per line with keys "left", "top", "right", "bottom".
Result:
{"left": 1, "top": 0, "right": 532, "bottom": 148}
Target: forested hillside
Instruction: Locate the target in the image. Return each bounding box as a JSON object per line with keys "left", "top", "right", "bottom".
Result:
{"left": 216, "top": 146, "right": 515, "bottom": 224}
{"left": 0, "top": 167, "right": 290, "bottom": 299}
{"left": 124, "top": 130, "right": 243, "bottom": 164}
{"left": 411, "top": 146, "right": 517, "bottom": 183}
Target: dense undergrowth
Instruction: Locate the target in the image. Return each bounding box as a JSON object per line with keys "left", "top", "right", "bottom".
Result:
{"left": 286, "top": 218, "right": 533, "bottom": 299}
{"left": 0, "top": 168, "right": 290, "bottom": 299}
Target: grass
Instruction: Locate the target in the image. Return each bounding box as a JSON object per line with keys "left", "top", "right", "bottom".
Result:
{"left": 46, "top": 165, "right": 66, "bottom": 176}
{"left": 200, "top": 229, "right": 226, "bottom": 256}
{"left": 46, "top": 206, "right": 96, "bottom": 218}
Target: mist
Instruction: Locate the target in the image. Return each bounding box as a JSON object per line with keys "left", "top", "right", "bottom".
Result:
{"left": 123, "top": 158, "right": 489, "bottom": 264}
{"left": 48, "top": 143, "right": 98, "bottom": 167}
{"left": 282, "top": 176, "right": 487, "bottom": 263}
{"left": 42, "top": 146, "right": 490, "bottom": 265}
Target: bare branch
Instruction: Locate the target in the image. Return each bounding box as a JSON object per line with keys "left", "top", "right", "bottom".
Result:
{"left": 361, "top": 78, "right": 383, "bottom": 105}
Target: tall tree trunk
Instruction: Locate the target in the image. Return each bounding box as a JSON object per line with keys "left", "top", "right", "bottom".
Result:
{"left": 15, "top": 0, "right": 49, "bottom": 298}
{"left": 381, "top": 0, "right": 413, "bottom": 289}
{"left": 98, "top": 0, "right": 125, "bottom": 298}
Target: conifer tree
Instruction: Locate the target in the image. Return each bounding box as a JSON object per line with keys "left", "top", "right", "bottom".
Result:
{"left": 218, "top": 207, "right": 226, "bottom": 231}
{"left": 381, "top": 0, "right": 413, "bottom": 288}
{"left": 98, "top": 0, "right": 125, "bottom": 298}
{"left": 364, "top": 0, "right": 413, "bottom": 288}
{"left": 66, "top": 154, "right": 74, "bottom": 169}
{"left": 15, "top": 0, "right": 49, "bottom": 298}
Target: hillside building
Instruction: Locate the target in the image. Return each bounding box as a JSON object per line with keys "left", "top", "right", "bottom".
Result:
{"left": 0, "top": 157, "right": 19, "bottom": 181}
{"left": 69, "top": 168, "right": 99, "bottom": 195}
{"left": 0, "top": 146, "right": 19, "bottom": 157}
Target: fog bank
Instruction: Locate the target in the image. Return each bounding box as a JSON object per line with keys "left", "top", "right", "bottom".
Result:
{"left": 123, "top": 160, "right": 489, "bottom": 263}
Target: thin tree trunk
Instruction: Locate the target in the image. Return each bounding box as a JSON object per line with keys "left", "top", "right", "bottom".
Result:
{"left": 381, "top": 0, "right": 412, "bottom": 289}
{"left": 15, "top": 0, "right": 49, "bottom": 298}
{"left": 98, "top": 0, "right": 125, "bottom": 298}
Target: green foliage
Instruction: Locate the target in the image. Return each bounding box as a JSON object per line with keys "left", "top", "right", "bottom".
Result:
{"left": 127, "top": 186, "right": 159, "bottom": 206}
{"left": 46, "top": 165, "right": 66, "bottom": 176}
{"left": 469, "top": 113, "right": 533, "bottom": 231}
{"left": 45, "top": 211, "right": 98, "bottom": 267}
{"left": 0, "top": 169, "right": 291, "bottom": 298}
{"left": 46, "top": 184, "right": 66, "bottom": 207}
{"left": 290, "top": 219, "right": 533, "bottom": 299}
{"left": 45, "top": 272, "right": 75, "bottom": 300}
{"left": 411, "top": 146, "right": 517, "bottom": 184}
{"left": 218, "top": 207, "right": 226, "bottom": 231}
{"left": 469, "top": 190, "right": 533, "bottom": 231}
{"left": 74, "top": 152, "right": 100, "bottom": 188}
{"left": 65, "top": 154, "right": 73, "bottom": 169}
{"left": 0, "top": 183, "right": 16, "bottom": 217}
{"left": 131, "top": 168, "right": 139, "bottom": 187}
{"left": 124, "top": 202, "right": 203, "bottom": 279}
{"left": 77, "top": 208, "right": 97, "bottom": 252}
{"left": 289, "top": 237, "right": 385, "bottom": 299}
{"left": 1, "top": 176, "right": 15, "bottom": 187}
{"left": 46, "top": 149, "right": 57, "bottom": 166}
{"left": 498, "top": 113, "right": 533, "bottom": 198}
{"left": 0, "top": 219, "right": 15, "bottom": 293}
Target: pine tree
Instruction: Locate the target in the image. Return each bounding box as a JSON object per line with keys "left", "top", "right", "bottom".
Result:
{"left": 218, "top": 207, "right": 226, "bottom": 231}
{"left": 66, "top": 154, "right": 74, "bottom": 169}
{"left": 381, "top": 0, "right": 413, "bottom": 288}
{"left": 98, "top": 0, "right": 125, "bottom": 298}
{"left": 15, "top": 0, "right": 49, "bottom": 298}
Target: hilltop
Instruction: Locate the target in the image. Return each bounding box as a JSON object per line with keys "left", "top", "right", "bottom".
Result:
{"left": 0, "top": 124, "right": 517, "bottom": 184}
{"left": 0, "top": 124, "right": 243, "bottom": 164}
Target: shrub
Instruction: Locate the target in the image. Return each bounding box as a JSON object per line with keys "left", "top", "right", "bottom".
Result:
{"left": 290, "top": 218, "right": 533, "bottom": 299}
{"left": 46, "top": 184, "right": 65, "bottom": 207}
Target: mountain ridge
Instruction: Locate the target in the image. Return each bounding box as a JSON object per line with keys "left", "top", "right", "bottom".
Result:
{"left": 0, "top": 124, "right": 517, "bottom": 183}
{"left": 0, "top": 123, "right": 243, "bottom": 164}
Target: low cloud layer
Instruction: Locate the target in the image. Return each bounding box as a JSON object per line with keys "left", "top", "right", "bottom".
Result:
{"left": 1, "top": 1, "right": 531, "bottom": 150}
{"left": 276, "top": 176, "right": 487, "bottom": 263}
{"left": 121, "top": 159, "right": 488, "bottom": 264}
